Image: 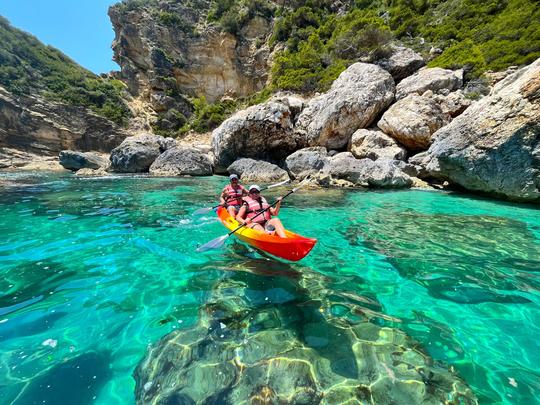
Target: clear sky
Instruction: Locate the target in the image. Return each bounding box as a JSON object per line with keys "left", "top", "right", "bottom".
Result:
{"left": 0, "top": 0, "right": 120, "bottom": 74}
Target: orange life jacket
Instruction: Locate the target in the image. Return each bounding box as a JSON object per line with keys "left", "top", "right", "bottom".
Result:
{"left": 224, "top": 184, "right": 246, "bottom": 206}
{"left": 243, "top": 196, "right": 271, "bottom": 224}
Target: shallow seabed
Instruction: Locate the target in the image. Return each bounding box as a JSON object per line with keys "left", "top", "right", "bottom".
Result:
{"left": 0, "top": 172, "right": 539, "bottom": 404}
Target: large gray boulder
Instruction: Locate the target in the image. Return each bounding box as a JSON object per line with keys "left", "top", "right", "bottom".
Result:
{"left": 284, "top": 147, "right": 329, "bottom": 179}
{"left": 320, "top": 152, "right": 412, "bottom": 188}
{"left": 149, "top": 147, "right": 213, "bottom": 176}
{"left": 396, "top": 67, "right": 463, "bottom": 100}
{"left": 349, "top": 128, "right": 407, "bottom": 161}
{"left": 295, "top": 63, "right": 395, "bottom": 149}
{"left": 376, "top": 46, "right": 425, "bottom": 81}
{"left": 211, "top": 100, "right": 300, "bottom": 170}
{"left": 59, "top": 150, "right": 109, "bottom": 171}
{"left": 228, "top": 158, "right": 290, "bottom": 183}
{"left": 378, "top": 93, "right": 451, "bottom": 151}
{"left": 425, "top": 58, "right": 540, "bottom": 202}
{"left": 110, "top": 134, "right": 176, "bottom": 173}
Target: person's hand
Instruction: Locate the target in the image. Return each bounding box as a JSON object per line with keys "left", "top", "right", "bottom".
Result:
{"left": 245, "top": 218, "right": 252, "bottom": 225}
{"left": 276, "top": 197, "right": 283, "bottom": 202}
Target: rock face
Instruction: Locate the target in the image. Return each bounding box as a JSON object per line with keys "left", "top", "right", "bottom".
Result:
{"left": 295, "top": 63, "right": 395, "bottom": 149}
{"left": 110, "top": 134, "right": 176, "bottom": 173}
{"left": 396, "top": 67, "right": 463, "bottom": 100}
{"left": 0, "top": 86, "right": 129, "bottom": 156}
{"left": 227, "top": 158, "right": 289, "bottom": 183}
{"left": 376, "top": 46, "right": 425, "bottom": 81}
{"left": 284, "top": 147, "right": 329, "bottom": 179}
{"left": 378, "top": 93, "right": 451, "bottom": 151}
{"left": 320, "top": 153, "right": 412, "bottom": 188}
{"left": 349, "top": 128, "right": 407, "bottom": 161}
{"left": 108, "top": 2, "right": 270, "bottom": 103}
{"left": 134, "top": 267, "right": 477, "bottom": 404}
{"left": 149, "top": 147, "right": 213, "bottom": 176}
{"left": 212, "top": 100, "right": 301, "bottom": 170}
{"left": 426, "top": 58, "right": 540, "bottom": 202}
{"left": 59, "top": 151, "right": 109, "bottom": 171}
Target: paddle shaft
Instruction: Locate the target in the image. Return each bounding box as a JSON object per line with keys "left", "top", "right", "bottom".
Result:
{"left": 227, "top": 189, "right": 295, "bottom": 237}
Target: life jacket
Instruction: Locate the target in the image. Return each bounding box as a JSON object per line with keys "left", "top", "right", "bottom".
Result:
{"left": 243, "top": 196, "right": 271, "bottom": 224}
{"left": 224, "top": 184, "right": 245, "bottom": 206}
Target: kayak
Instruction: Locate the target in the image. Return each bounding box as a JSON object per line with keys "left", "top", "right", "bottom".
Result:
{"left": 216, "top": 207, "right": 317, "bottom": 261}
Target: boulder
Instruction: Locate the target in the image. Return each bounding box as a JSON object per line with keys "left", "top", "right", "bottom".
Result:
{"left": 211, "top": 101, "right": 300, "bottom": 170}
{"left": 59, "top": 150, "right": 109, "bottom": 171}
{"left": 227, "top": 158, "right": 290, "bottom": 183}
{"left": 433, "top": 90, "right": 472, "bottom": 118}
{"left": 378, "top": 93, "right": 451, "bottom": 151}
{"left": 109, "top": 134, "right": 176, "bottom": 173}
{"left": 349, "top": 128, "right": 407, "bottom": 161}
{"left": 149, "top": 147, "right": 213, "bottom": 176}
{"left": 295, "top": 63, "right": 395, "bottom": 149}
{"left": 321, "top": 153, "right": 412, "bottom": 188}
{"left": 376, "top": 46, "right": 425, "bottom": 81}
{"left": 269, "top": 93, "right": 306, "bottom": 121}
{"left": 425, "top": 58, "right": 540, "bottom": 202}
{"left": 284, "top": 147, "right": 329, "bottom": 179}
{"left": 408, "top": 151, "right": 430, "bottom": 178}
{"left": 396, "top": 67, "right": 463, "bottom": 100}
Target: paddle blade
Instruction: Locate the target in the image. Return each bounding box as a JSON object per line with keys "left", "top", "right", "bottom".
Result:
{"left": 196, "top": 234, "right": 229, "bottom": 252}
{"left": 264, "top": 179, "right": 291, "bottom": 190}
{"left": 193, "top": 207, "right": 213, "bottom": 215}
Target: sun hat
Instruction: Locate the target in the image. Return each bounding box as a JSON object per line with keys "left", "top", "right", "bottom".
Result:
{"left": 229, "top": 174, "right": 239, "bottom": 180}
{"left": 249, "top": 184, "right": 261, "bottom": 192}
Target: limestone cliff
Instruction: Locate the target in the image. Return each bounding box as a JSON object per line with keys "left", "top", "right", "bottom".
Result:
{"left": 108, "top": 0, "right": 271, "bottom": 106}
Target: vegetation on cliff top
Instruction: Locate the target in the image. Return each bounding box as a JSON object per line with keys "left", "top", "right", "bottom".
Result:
{"left": 0, "top": 17, "right": 131, "bottom": 126}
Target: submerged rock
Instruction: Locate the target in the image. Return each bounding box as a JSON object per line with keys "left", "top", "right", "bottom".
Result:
{"left": 75, "top": 167, "right": 109, "bottom": 177}
{"left": 378, "top": 93, "right": 451, "bottom": 152}
{"left": 349, "top": 128, "right": 407, "bottom": 161}
{"left": 134, "top": 267, "right": 477, "bottom": 404}
{"left": 295, "top": 63, "right": 395, "bottom": 150}
{"left": 59, "top": 150, "right": 109, "bottom": 171}
{"left": 109, "top": 134, "right": 176, "bottom": 173}
{"left": 396, "top": 67, "right": 463, "bottom": 100}
{"left": 211, "top": 100, "right": 300, "bottom": 170}
{"left": 149, "top": 147, "right": 213, "bottom": 176}
{"left": 227, "top": 158, "right": 290, "bottom": 183}
{"left": 425, "top": 58, "right": 540, "bottom": 202}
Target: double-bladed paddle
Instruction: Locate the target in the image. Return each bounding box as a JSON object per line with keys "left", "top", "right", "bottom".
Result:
{"left": 193, "top": 178, "right": 290, "bottom": 216}
{"left": 196, "top": 178, "right": 309, "bottom": 253}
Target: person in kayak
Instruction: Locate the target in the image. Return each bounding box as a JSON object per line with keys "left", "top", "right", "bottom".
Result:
{"left": 220, "top": 174, "right": 248, "bottom": 217}
{"left": 236, "top": 184, "right": 287, "bottom": 238}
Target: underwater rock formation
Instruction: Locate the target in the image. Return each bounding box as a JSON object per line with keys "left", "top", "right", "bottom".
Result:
{"left": 134, "top": 266, "right": 477, "bottom": 404}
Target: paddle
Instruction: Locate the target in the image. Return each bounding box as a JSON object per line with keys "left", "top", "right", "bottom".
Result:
{"left": 193, "top": 178, "right": 290, "bottom": 216}
{"left": 196, "top": 179, "right": 308, "bottom": 253}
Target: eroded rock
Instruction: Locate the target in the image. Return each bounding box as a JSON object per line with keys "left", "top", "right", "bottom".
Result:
{"left": 284, "top": 147, "right": 329, "bottom": 180}
{"left": 376, "top": 46, "right": 425, "bottom": 81}
{"left": 149, "top": 147, "right": 212, "bottom": 176}
{"left": 295, "top": 63, "right": 395, "bottom": 149}
{"left": 378, "top": 93, "right": 451, "bottom": 151}
{"left": 227, "top": 158, "right": 289, "bottom": 183}
{"left": 425, "top": 58, "right": 540, "bottom": 202}
{"left": 212, "top": 101, "right": 300, "bottom": 169}
{"left": 396, "top": 67, "right": 463, "bottom": 100}
{"left": 110, "top": 134, "right": 176, "bottom": 173}
{"left": 59, "top": 150, "right": 109, "bottom": 171}
{"left": 349, "top": 128, "right": 407, "bottom": 161}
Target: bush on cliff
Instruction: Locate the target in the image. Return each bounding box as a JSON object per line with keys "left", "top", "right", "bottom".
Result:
{"left": 0, "top": 17, "right": 131, "bottom": 126}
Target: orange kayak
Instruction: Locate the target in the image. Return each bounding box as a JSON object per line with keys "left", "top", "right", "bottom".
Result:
{"left": 216, "top": 207, "right": 317, "bottom": 261}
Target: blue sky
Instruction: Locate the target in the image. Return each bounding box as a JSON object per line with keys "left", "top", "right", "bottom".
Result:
{"left": 0, "top": 0, "right": 120, "bottom": 73}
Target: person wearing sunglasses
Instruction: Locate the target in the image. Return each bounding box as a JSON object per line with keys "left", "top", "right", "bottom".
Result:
{"left": 219, "top": 174, "right": 248, "bottom": 217}
{"left": 236, "top": 184, "right": 286, "bottom": 238}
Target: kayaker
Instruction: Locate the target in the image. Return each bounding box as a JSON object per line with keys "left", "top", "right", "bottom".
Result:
{"left": 236, "top": 185, "right": 287, "bottom": 238}
{"left": 220, "top": 174, "right": 248, "bottom": 217}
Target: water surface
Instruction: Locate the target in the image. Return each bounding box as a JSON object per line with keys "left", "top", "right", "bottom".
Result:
{"left": 0, "top": 172, "right": 538, "bottom": 404}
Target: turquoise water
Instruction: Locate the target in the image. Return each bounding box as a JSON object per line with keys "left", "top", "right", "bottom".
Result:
{"left": 0, "top": 172, "right": 539, "bottom": 404}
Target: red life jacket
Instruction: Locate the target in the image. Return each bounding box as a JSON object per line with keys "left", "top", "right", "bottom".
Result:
{"left": 224, "top": 184, "right": 246, "bottom": 206}
{"left": 243, "top": 196, "right": 271, "bottom": 224}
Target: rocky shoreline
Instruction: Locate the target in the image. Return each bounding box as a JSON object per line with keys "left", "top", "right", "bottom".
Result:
{"left": 38, "top": 55, "right": 538, "bottom": 203}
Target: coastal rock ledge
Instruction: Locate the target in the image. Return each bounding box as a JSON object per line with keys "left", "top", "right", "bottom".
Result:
{"left": 425, "top": 58, "right": 540, "bottom": 202}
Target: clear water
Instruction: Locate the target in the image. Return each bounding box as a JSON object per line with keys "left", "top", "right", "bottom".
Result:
{"left": 0, "top": 172, "right": 539, "bottom": 404}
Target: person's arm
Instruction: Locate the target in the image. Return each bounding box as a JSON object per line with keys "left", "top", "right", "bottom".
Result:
{"left": 241, "top": 186, "right": 249, "bottom": 196}
{"left": 219, "top": 189, "right": 228, "bottom": 206}
{"left": 270, "top": 197, "right": 282, "bottom": 216}
{"left": 236, "top": 204, "right": 249, "bottom": 224}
